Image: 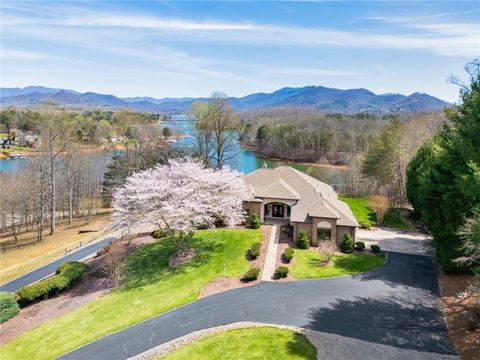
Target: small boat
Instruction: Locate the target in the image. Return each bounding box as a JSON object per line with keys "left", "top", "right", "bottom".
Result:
{"left": 8, "top": 154, "right": 25, "bottom": 160}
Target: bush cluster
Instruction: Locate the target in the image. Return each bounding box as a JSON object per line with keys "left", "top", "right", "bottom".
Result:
{"left": 354, "top": 241, "right": 366, "bottom": 251}
{"left": 283, "top": 248, "right": 294, "bottom": 263}
{"left": 0, "top": 292, "right": 20, "bottom": 324}
{"left": 274, "top": 266, "right": 289, "bottom": 279}
{"left": 243, "top": 267, "right": 260, "bottom": 281}
{"left": 246, "top": 242, "right": 261, "bottom": 260}
{"left": 250, "top": 213, "right": 260, "bottom": 229}
{"left": 370, "top": 244, "right": 381, "bottom": 254}
{"left": 296, "top": 230, "right": 310, "bottom": 249}
{"left": 17, "top": 262, "right": 89, "bottom": 305}
{"left": 340, "top": 233, "right": 354, "bottom": 253}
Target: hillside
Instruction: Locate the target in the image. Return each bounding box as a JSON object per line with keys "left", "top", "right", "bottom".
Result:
{"left": 0, "top": 85, "right": 449, "bottom": 114}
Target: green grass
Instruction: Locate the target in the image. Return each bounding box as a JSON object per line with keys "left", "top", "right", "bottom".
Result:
{"left": 339, "top": 196, "right": 377, "bottom": 228}
{"left": 1, "top": 228, "right": 261, "bottom": 360}
{"left": 160, "top": 327, "right": 317, "bottom": 360}
{"left": 290, "top": 249, "right": 386, "bottom": 279}
{"left": 383, "top": 208, "right": 416, "bottom": 230}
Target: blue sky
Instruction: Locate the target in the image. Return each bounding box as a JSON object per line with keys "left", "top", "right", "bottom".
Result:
{"left": 1, "top": 1, "right": 479, "bottom": 102}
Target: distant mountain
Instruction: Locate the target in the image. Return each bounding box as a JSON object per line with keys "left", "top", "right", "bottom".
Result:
{"left": 0, "top": 85, "right": 450, "bottom": 114}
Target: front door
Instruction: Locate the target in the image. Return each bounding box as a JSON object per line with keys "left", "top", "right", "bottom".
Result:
{"left": 272, "top": 204, "right": 284, "bottom": 218}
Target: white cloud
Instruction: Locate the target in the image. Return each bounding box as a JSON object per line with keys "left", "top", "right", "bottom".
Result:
{"left": 1, "top": 48, "right": 61, "bottom": 60}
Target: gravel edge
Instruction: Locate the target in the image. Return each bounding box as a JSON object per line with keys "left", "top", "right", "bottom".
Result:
{"left": 129, "top": 322, "right": 300, "bottom": 359}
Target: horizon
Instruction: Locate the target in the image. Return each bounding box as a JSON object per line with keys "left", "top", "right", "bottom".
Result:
{"left": 1, "top": 1, "right": 479, "bottom": 103}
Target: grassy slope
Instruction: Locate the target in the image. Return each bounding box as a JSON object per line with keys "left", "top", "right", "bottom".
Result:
{"left": 338, "top": 196, "right": 377, "bottom": 228}
{"left": 160, "top": 327, "right": 317, "bottom": 360}
{"left": 1, "top": 228, "right": 261, "bottom": 360}
{"left": 383, "top": 208, "right": 415, "bottom": 230}
{"left": 290, "top": 249, "right": 385, "bottom": 279}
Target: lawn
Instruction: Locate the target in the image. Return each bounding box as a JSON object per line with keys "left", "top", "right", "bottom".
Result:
{"left": 290, "top": 249, "right": 385, "bottom": 279}
{"left": 1, "top": 228, "right": 261, "bottom": 360}
{"left": 383, "top": 208, "right": 416, "bottom": 230}
{"left": 339, "top": 196, "right": 377, "bottom": 228}
{"left": 160, "top": 327, "right": 317, "bottom": 360}
{"left": 0, "top": 213, "right": 112, "bottom": 284}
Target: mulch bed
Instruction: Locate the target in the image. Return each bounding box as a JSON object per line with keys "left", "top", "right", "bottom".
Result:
{"left": 439, "top": 272, "right": 480, "bottom": 360}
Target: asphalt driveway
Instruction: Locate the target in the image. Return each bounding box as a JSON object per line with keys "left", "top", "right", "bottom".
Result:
{"left": 59, "top": 249, "right": 457, "bottom": 360}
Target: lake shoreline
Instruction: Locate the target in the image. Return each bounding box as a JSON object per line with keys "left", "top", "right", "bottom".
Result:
{"left": 241, "top": 143, "right": 351, "bottom": 171}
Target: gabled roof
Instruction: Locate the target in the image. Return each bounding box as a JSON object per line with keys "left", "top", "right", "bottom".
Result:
{"left": 245, "top": 166, "right": 360, "bottom": 227}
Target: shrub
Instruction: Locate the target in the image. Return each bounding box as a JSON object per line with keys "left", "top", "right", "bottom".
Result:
{"left": 246, "top": 242, "right": 261, "bottom": 260}
{"left": 243, "top": 267, "right": 260, "bottom": 281}
{"left": 0, "top": 292, "right": 20, "bottom": 324}
{"left": 296, "top": 230, "right": 310, "bottom": 249}
{"left": 250, "top": 213, "right": 260, "bottom": 229}
{"left": 17, "top": 262, "right": 89, "bottom": 305}
{"left": 340, "top": 233, "right": 354, "bottom": 253}
{"left": 354, "top": 241, "right": 366, "bottom": 251}
{"left": 283, "top": 247, "right": 295, "bottom": 263}
{"left": 274, "top": 266, "right": 289, "bottom": 279}
{"left": 318, "top": 242, "right": 336, "bottom": 264}
{"left": 281, "top": 226, "right": 288, "bottom": 234}
{"left": 151, "top": 229, "right": 168, "bottom": 239}
{"left": 370, "top": 244, "right": 381, "bottom": 254}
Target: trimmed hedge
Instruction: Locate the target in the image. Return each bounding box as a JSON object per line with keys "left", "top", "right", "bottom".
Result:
{"left": 243, "top": 267, "right": 260, "bottom": 281}
{"left": 0, "top": 292, "right": 20, "bottom": 324}
{"left": 275, "top": 266, "right": 289, "bottom": 279}
{"left": 17, "top": 262, "right": 89, "bottom": 305}
{"left": 340, "top": 233, "right": 354, "bottom": 253}
{"left": 250, "top": 213, "right": 260, "bottom": 229}
{"left": 354, "top": 241, "right": 366, "bottom": 251}
{"left": 370, "top": 244, "right": 381, "bottom": 254}
{"left": 296, "top": 230, "right": 310, "bottom": 249}
{"left": 246, "top": 242, "right": 261, "bottom": 260}
{"left": 283, "top": 248, "right": 295, "bottom": 263}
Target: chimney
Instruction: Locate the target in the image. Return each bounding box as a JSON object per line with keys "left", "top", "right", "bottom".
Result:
{"left": 262, "top": 162, "right": 268, "bottom": 169}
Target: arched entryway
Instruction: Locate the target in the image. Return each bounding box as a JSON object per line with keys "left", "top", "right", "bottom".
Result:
{"left": 317, "top": 220, "right": 332, "bottom": 241}
{"left": 264, "top": 202, "right": 291, "bottom": 220}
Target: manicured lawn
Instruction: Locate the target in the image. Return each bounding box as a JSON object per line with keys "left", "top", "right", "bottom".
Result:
{"left": 290, "top": 249, "right": 386, "bottom": 279}
{"left": 160, "top": 327, "right": 317, "bottom": 360}
{"left": 339, "top": 196, "right": 377, "bottom": 228}
{"left": 1, "top": 228, "right": 261, "bottom": 360}
{"left": 383, "top": 208, "right": 416, "bottom": 230}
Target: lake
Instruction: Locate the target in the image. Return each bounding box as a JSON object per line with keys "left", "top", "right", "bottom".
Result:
{"left": 0, "top": 118, "right": 351, "bottom": 189}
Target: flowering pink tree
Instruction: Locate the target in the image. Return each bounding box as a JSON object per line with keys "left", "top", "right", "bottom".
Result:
{"left": 112, "top": 157, "right": 251, "bottom": 252}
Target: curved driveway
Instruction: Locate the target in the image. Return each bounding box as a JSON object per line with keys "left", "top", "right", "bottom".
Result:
{"left": 0, "top": 237, "right": 116, "bottom": 293}
{"left": 59, "top": 251, "right": 457, "bottom": 360}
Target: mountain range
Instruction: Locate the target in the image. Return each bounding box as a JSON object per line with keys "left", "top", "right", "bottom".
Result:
{"left": 0, "top": 85, "right": 450, "bottom": 114}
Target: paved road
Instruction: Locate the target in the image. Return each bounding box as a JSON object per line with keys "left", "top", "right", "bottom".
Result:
{"left": 0, "top": 237, "right": 116, "bottom": 293}
{"left": 59, "top": 251, "right": 457, "bottom": 360}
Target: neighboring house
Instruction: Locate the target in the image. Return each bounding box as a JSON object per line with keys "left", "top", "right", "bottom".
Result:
{"left": 244, "top": 165, "right": 360, "bottom": 245}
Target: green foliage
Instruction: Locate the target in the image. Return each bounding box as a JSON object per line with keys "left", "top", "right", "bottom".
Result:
{"left": 340, "top": 233, "right": 354, "bottom": 253}
{"left": 339, "top": 196, "right": 377, "bottom": 228}
{"left": 151, "top": 229, "right": 168, "bottom": 239}
{"left": 354, "top": 241, "right": 365, "bottom": 251}
{"left": 162, "top": 127, "right": 172, "bottom": 138}
{"left": 243, "top": 267, "right": 260, "bottom": 281}
{"left": 370, "top": 244, "right": 381, "bottom": 254}
{"left": 250, "top": 213, "right": 260, "bottom": 229}
{"left": 246, "top": 242, "right": 261, "bottom": 259}
{"left": 0, "top": 292, "right": 20, "bottom": 324}
{"left": 296, "top": 230, "right": 310, "bottom": 249}
{"left": 283, "top": 247, "right": 295, "bottom": 263}
{"left": 17, "top": 262, "right": 89, "bottom": 305}
{"left": 406, "top": 60, "right": 480, "bottom": 273}
{"left": 383, "top": 208, "right": 415, "bottom": 230}
{"left": 274, "top": 266, "right": 289, "bottom": 279}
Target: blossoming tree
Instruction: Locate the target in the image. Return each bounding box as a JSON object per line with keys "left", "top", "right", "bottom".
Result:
{"left": 112, "top": 157, "right": 251, "bottom": 254}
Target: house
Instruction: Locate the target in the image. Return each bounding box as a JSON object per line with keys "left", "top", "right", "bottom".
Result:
{"left": 244, "top": 165, "right": 360, "bottom": 245}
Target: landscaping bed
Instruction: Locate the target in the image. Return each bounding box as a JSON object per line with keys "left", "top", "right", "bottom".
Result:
{"left": 439, "top": 272, "right": 480, "bottom": 360}
{"left": 1, "top": 228, "right": 261, "bottom": 360}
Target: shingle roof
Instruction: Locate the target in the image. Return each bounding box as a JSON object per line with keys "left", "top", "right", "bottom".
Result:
{"left": 244, "top": 166, "right": 360, "bottom": 227}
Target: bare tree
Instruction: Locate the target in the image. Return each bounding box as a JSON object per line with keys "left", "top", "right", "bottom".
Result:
{"left": 101, "top": 240, "right": 123, "bottom": 286}
{"left": 368, "top": 195, "right": 390, "bottom": 226}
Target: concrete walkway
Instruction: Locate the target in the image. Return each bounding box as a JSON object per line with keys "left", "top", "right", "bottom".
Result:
{"left": 261, "top": 225, "right": 280, "bottom": 281}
